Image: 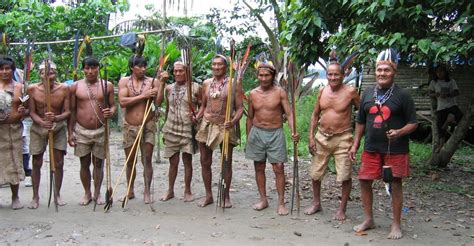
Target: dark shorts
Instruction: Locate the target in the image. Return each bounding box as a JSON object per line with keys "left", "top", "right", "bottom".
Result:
{"left": 358, "top": 151, "right": 410, "bottom": 180}
{"left": 437, "top": 105, "right": 463, "bottom": 138}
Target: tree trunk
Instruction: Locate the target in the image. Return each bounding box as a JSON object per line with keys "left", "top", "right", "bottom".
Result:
{"left": 427, "top": 97, "right": 474, "bottom": 167}
{"left": 430, "top": 96, "right": 441, "bottom": 152}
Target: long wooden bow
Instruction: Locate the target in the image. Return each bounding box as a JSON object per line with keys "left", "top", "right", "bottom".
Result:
{"left": 45, "top": 45, "right": 58, "bottom": 212}
{"left": 180, "top": 46, "right": 198, "bottom": 153}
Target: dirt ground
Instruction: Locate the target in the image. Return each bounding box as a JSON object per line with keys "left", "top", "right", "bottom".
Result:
{"left": 1, "top": 130, "right": 473, "bottom": 245}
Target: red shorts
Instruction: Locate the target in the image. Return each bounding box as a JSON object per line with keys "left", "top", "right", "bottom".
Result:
{"left": 358, "top": 151, "right": 410, "bottom": 180}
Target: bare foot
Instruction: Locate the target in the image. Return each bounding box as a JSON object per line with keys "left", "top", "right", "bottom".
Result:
{"left": 198, "top": 196, "right": 214, "bottom": 207}
{"left": 118, "top": 193, "right": 135, "bottom": 202}
{"left": 56, "top": 196, "right": 67, "bottom": 206}
{"left": 277, "top": 204, "right": 289, "bottom": 216}
{"left": 80, "top": 194, "right": 92, "bottom": 206}
{"left": 333, "top": 209, "right": 346, "bottom": 221}
{"left": 223, "top": 197, "right": 232, "bottom": 208}
{"left": 387, "top": 223, "right": 403, "bottom": 239}
{"left": 94, "top": 194, "right": 105, "bottom": 205}
{"left": 183, "top": 192, "right": 194, "bottom": 202}
{"left": 160, "top": 191, "right": 175, "bottom": 201}
{"left": 253, "top": 200, "right": 269, "bottom": 211}
{"left": 304, "top": 203, "right": 322, "bottom": 215}
{"left": 353, "top": 220, "right": 375, "bottom": 233}
{"left": 144, "top": 192, "right": 153, "bottom": 204}
{"left": 11, "top": 197, "right": 24, "bottom": 210}
{"left": 28, "top": 198, "right": 39, "bottom": 209}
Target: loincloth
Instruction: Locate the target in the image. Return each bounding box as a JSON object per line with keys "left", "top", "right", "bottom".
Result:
{"left": 74, "top": 123, "right": 105, "bottom": 159}
{"left": 22, "top": 118, "right": 33, "bottom": 154}
{"left": 163, "top": 131, "right": 196, "bottom": 158}
{"left": 0, "top": 123, "right": 25, "bottom": 185}
{"left": 195, "top": 117, "right": 239, "bottom": 150}
{"left": 245, "top": 126, "right": 287, "bottom": 163}
{"left": 122, "top": 119, "right": 156, "bottom": 149}
{"left": 29, "top": 120, "right": 68, "bottom": 156}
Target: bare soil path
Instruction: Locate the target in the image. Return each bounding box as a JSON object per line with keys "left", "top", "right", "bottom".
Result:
{"left": 1, "top": 131, "right": 473, "bottom": 245}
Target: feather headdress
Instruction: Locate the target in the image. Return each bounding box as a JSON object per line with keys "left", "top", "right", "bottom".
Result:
{"left": 254, "top": 52, "right": 274, "bottom": 71}
{"left": 376, "top": 48, "right": 399, "bottom": 70}
{"left": 325, "top": 47, "right": 359, "bottom": 78}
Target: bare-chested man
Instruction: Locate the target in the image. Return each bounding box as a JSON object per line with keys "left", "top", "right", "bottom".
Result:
{"left": 0, "top": 56, "right": 27, "bottom": 209}
{"left": 156, "top": 61, "right": 201, "bottom": 202}
{"left": 245, "top": 63, "right": 299, "bottom": 215}
{"left": 28, "top": 60, "right": 70, "bottom": 209}
{"left": 118, "top": 55, "right": 164, "bottom": 204}
{"left": 195, "top": 55, "right": 244, "bottom": 208}
{"left": 68, "top": 57, "right": 116, "bottom": 206}
{"left": 304, "top": 61, "right": 360, "bottom": 220}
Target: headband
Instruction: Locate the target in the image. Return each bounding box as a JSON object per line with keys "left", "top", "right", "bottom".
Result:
{"left": 213, "top": 54, "right": 228, "bottom": 66}
{"left": 39, "top": 60, "right": 57, "bottom": 70}
{"left": 257, "top": 62, "right": 276, "bottom": 75}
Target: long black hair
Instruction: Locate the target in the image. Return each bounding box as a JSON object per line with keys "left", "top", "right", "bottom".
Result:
{"left": 433, "top": 64, "right": 451, "bottom": 82}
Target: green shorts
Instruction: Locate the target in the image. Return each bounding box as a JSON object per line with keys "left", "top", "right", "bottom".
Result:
{"left": 245, "top": 126, "right": 287, "bottom": 163}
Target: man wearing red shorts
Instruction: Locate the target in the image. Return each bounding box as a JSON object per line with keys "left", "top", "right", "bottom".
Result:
{"left": 349, "top": 48, "right": 418, "bottom": 240}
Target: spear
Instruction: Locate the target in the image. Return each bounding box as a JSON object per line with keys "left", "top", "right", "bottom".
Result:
{"left": 72, "top": 31, "right": 80, "bottom": 82}
{"left": 45, "top": 45, "right": 58, "bottom": 212}
{"left": 217, "top": 40, "right": 236, "bottom": 211}
{"left": 20, "top": 41, "right": 34, "bottom": 105}
{"left": 288, "top": 62, "right": 300, "bottom": 216}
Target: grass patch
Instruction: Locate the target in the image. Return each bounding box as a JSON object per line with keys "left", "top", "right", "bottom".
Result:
{"left": 409, "top": 141, "right": 432, "bottom": 176}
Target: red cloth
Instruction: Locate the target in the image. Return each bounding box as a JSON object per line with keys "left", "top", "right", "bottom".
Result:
{"left": 358, "top": 151, "right": 410, "bottom": 180}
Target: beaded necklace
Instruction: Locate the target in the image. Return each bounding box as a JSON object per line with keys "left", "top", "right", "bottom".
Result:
{"left": 373, "top": 83, "right": 394, "bottom": 107}
{"left": 208, "top": 77, "right": 227, "bottom": 115}
{"left": 86, "top": 80, "right": 105, "bottom": 111}
{"left": 129, "top": 76, "right": 146, "bottom": 96}
{"left": 209, "top": 77, "right": 227, "bottom": 99}
{"left": 85, "top": 80, "right": 104, "bottom": 125}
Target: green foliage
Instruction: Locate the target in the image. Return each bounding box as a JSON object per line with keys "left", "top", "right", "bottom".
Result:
{"left": 280, "top": 1, "right": 345, "bottom": 67}
{"left": 206, "top": 4, "right": 258, "bottom": 36}
{"left": 284, "top": 0, "right": 473, "bottom": 66}
{"left": 332, "top": 0, "right": 472, "bottom": 64}
{"left": 283, "top": 92, "right": 318, "bottom": 157}
{"left": 409, "top": 141, "right": 432, "bottom": 168}
{"left": 0, "top": 0, "right": 129, "bottom": 81}
{"left": 408, "top": 140, "right": 433, "bottom": 175}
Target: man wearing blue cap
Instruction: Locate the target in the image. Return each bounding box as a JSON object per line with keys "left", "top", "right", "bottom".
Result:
{"left": 349, "top": 48, "right": 418, "bottom": 239}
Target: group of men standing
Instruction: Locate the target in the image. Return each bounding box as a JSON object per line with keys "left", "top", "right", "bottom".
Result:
{"left": 0, "top": 47, "right": 417, "bottom": 240}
